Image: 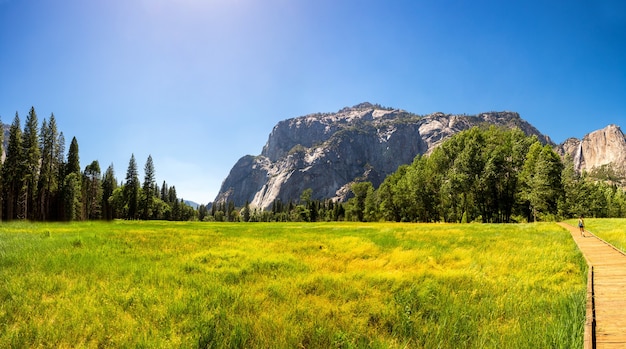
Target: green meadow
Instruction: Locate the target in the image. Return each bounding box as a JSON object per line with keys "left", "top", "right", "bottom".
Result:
{"left": 1, "top": 221, "right": 586, "bottom": 348}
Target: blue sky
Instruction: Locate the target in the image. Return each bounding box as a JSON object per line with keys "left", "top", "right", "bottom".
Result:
{"left": 1, "top": 0, "right": 624, "bottom": 204}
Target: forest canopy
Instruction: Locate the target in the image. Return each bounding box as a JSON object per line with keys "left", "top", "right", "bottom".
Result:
{"left": 0, "top": 107, "right": 195, "bottom": 221}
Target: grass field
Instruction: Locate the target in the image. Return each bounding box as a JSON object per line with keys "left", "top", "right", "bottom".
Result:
{"left": 571, "top": 218, "right": 626, "bottom": 253}
{"left": 0, "top": 221, "right": 586, "bottom": 348}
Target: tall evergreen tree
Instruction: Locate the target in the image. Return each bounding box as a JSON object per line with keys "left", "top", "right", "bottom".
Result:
{"left": 64, "top": 172, "right": 82, "bottom": 221}
{"left": 141, "top": 155, "right": 155, "bottom": 219}
{"left": 83, "top": 160, "right": 102, "bottom": 220}
{"left": 38, "top": 117, "right": 51, "bottom": 219}
{"left": 161, "top": 181, "right": 169, "bottom": 203}
{"left": 102, "top": 164, "right": 117, "bottom": 220}
{"left": 66, "top": 137, "right": 80, "bottom": 176}
{"left": 168, "top": 185, "right": 177, "bottom": 204}
{"left": 171, "top": 195, "right": 181, "bottom": 221}
{"left": 2, "top": 113, "right": 23, "bottom": 220}
{"left": 21, "top": 106, "right": 41, "bottom": 220}
{"left": 167, "top": 186, "right": 178, "bottom": 220}
{"left": 153, "top": 182, "right": 160, "bottom": 200}
{"left": 62, "top": 137, "right": 82, "bottom": 220}
{"left": 55, "top": 132, "right": 67, "bottom": 220}
{"left": 123, "top": 154, "right": 140, "bottom": 219}
{"left": 198, "top": 204, "right": 208, "bottom": 221}
{"left": 37, "top": 114, "right": 62, "bottom": 220}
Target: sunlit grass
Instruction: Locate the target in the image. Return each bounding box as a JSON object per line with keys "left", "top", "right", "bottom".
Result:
{"left": 0, "top": 221, "right": 586, "bottom": 348}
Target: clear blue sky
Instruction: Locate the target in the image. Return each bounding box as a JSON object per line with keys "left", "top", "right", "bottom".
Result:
{"left": 1, "top": 0, "right": 624, "bottom": 204}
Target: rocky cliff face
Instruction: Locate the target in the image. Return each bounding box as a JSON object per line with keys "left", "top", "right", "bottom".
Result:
{"left": 556, "top": 124, "right": 626, "bottom": 176}
{"left": 214, "top": 103, "right": 553, "bottom": 210}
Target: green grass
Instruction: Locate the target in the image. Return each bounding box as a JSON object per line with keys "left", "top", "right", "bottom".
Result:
{"left": 569, "top": 218, "right": 626, "bottom": 253}
{"left": 0, "top": 221, "right": 586, "bottom": 348}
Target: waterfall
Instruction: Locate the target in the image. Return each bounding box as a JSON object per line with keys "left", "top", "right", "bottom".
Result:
{"left": 573, "top": 141, "right": 584, "bottom": 173}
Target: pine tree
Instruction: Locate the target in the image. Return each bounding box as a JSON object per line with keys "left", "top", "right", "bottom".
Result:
{"left": 123, "top": 154, "right": 140, "bottom": 220}
{"left": 168, "top": 185, "right": 177, "bottom": 204}
{"left": 2, "top": 113, "right": 23, "bottom": 220}
{"left": 198, "top": 204, "right": 208, "bottom": 221}
{"left": 102, "top": 164, "right": 117, "bottom": 220}
{"left": 172, "top": 196, "right": 181, "bottom": 221}
{"left": 161, "top": 181, "right": 169, "bottom": 203}
{"left": 66, "top": 137, "right": 80, "bottom": 176}
{"left": 64, "top": 172, "right": 82, "bottom": 221}
{"left": 153, "top": 182, "right": 160, "bottom": 200}
{"left": 141, "top": 155, "right": 155, "bottom": 219}
{"left": 62, "top": 137, "right": 82, "bottom": 220}
{"left": 55, "top": 132, "right": 66, "bottom": 220}
{"left": 21, "top": 107, "right": 40, "bottom": 220}
{"left": 37, "top": 114, "right": 61, "bottom": 221}
{"left": 83, "top": 160, "right": 102, "bottom": 220}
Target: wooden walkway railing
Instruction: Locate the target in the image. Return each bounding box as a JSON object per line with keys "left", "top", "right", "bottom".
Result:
{"left": 558, "top": 222, "right": 626, "bottom": 349}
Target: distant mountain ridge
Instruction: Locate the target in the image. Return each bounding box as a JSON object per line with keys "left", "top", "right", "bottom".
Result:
{"left": 214, "top": 103, "right": 560, "bottom": 209}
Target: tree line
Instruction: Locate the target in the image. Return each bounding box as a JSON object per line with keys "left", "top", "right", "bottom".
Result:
{"left": 208, "top": 126, "right": 626, "bottom": 223}
{"left": 0, "top": 107, "right": 195, "bottom": 221}
{"left": 6, "top": 108, "right": 623, "bottom": 223}
{"left": 344, "top": 126, "right": 626, "bottom": 222}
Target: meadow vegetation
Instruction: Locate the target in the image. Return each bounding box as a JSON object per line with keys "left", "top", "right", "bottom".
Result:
{"left": 0, "top": 221, "right": 586, "bottom": 348}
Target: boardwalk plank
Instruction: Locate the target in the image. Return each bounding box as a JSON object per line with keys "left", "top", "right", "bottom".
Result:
{"left": 558, "top": 222, "right": 626, "bottom": 349}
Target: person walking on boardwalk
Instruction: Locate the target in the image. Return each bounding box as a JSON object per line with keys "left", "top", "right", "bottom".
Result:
{"left": 578, "top": 216, "right": 585, "bottom": 237}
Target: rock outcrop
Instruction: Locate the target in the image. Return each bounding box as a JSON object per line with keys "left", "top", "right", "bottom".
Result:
{"left": 556, "top": 124, "right": 626, "bottom": 176}
{"left": 214, "top": 103, "right": 552, "bottom": 210}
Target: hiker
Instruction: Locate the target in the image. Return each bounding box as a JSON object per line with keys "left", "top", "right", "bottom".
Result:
{"left": 578, "top": 216, "right": 585, "bottom": 237}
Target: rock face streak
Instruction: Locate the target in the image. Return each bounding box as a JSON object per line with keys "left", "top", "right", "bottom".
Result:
{"left": 214, "top": 103, "right": 552, "bottom": 210}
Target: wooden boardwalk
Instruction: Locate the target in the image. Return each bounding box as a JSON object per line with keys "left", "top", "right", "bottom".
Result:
{"left": 558, "top": 222, "right": 626, "bottom": 349}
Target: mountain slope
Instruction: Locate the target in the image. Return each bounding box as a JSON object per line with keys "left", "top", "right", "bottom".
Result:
{"left": 214, "top": 103, "right": 552, "bottom": 209}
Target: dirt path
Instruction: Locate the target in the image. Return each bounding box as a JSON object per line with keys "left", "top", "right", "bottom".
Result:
{"left": 558, "top": 222, "right": 626, "bottom": 349}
